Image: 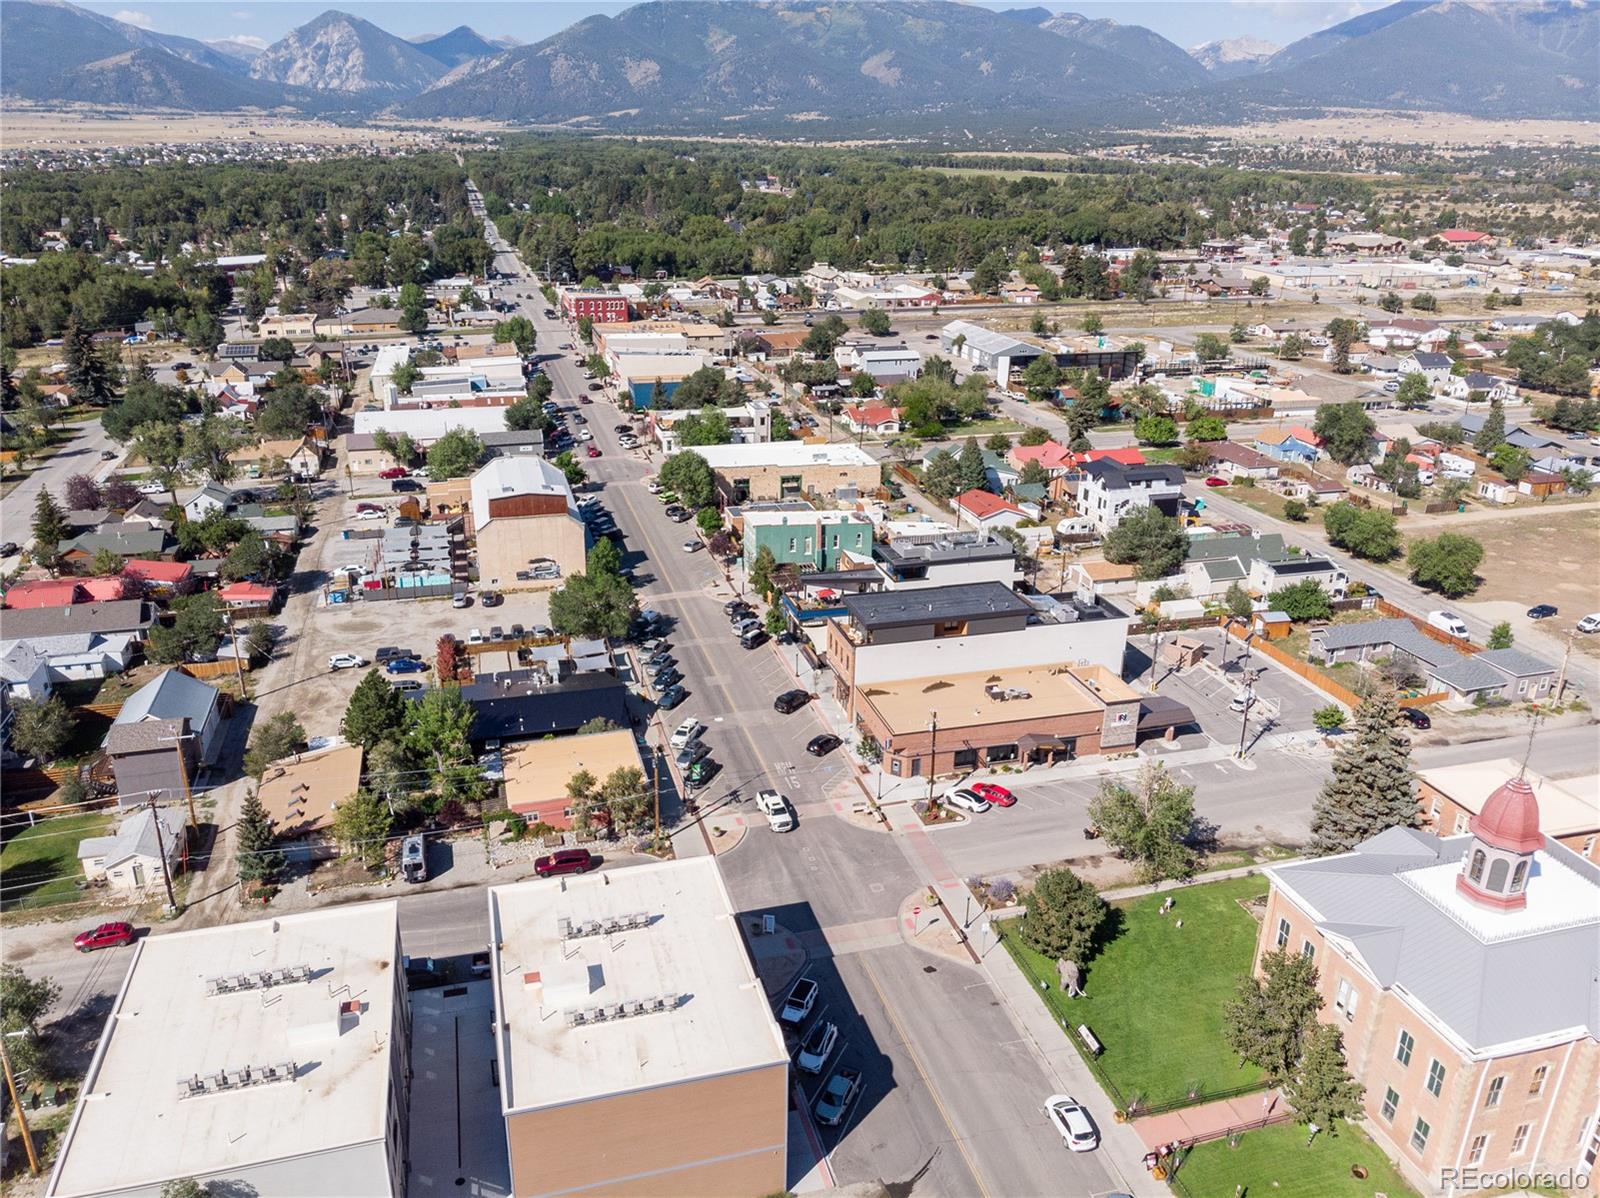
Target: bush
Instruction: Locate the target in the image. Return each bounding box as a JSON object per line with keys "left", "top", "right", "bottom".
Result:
{"left": 1312, "top": 705, "right": 1347, "bottom": 733}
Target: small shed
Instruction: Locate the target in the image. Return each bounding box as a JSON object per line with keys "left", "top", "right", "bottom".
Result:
{"left": 1158, "top": 635, "right": 1208, "bottom": 669}
{"left": 1253, "top": 610, "right": 1294, "bottom": 641}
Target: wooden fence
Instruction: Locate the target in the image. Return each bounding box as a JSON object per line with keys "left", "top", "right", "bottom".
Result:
{"left": 1225, "top": 621, "right": 1362, "bottom": 707}
{"left": 1375, "top": 599, "right": 1481, "bottom": 654}
{"left": 180, "top": 659, "right": 252, "bottom": 682}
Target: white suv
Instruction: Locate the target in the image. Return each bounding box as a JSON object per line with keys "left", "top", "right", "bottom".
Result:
{"left": 669, "top": 717, "right": 702, "bottom": 749}
{"left": 757, "top": 789, "right": 795, "bottom": 833}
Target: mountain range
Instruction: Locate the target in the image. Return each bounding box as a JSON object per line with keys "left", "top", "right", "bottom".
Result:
{"left": 2, "top": 0, "right": 1594, "bottom": 127}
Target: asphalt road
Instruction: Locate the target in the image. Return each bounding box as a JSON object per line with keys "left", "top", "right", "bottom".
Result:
{"left": 1, "top": 415, "right": 120, "bottom": 565}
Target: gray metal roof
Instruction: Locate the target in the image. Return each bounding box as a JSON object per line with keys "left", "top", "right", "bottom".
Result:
{"left": 842, "top": 582, "right": 1031, "bottom": 629}
{"left": 1269, "top": 828, "right": 1600, "bottom": 1047}
{"left": 0, "top": 600, "right": 152, "bottom": 640}
{"left": 114, "top": 669, "right": 219, "bottom": 730}
{"left": 1187, "top": 533, "right": 1287, "bottom": 564}
{"left": 1474, "top": 648, "right": 1556, "bottom": 678}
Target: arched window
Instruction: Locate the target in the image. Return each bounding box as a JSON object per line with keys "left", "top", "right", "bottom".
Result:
{"left": 1486, "top": 858, "right": 1509, "bottom": 892}
{"left": 1469, "top": 850, "right": 1486, "bottom": 883}
{"left": 1510, "top": 859, "right": 1529, "bottom": 893}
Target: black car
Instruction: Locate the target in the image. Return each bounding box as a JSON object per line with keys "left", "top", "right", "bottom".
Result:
{"left": 723, "top": 599, "right": 751, "bottom": 617}
{"left": 391, "top": 479, "right": 423, "bottom": 493}
{"left": 614, "top": 424, "right": 632, "bottom": 434}
{"left": 806, "top": 734, "right": 842, "bottom": 757}
{"left": 480, "top": 590, "right": 503, "bottom": 608}
{"left": 0, "top": 542, "right": 19, "bottom": 557}
{"left": 653, "top": 667, "right": 683, "bottom": 689}
{"left": 774, "top": 689, "right": 810, "bottom": 714}
{"left": 374, "top": 646, "right": 416, "bottom": 664}
{"left": 1527, "top": 604, "right": 1559, "bottom": 620}
{"left": 1399, "top": 707, "right": 1432, "bottom": 730}
{"left": 657, "top": 683, "right": 687, "bottom": 709}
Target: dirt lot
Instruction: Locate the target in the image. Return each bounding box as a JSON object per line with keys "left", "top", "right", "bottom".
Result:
{"left": 2, "top": 105, "right": 443, "bottom": 149}
{"left": 1159, "top": 110, "right": 1600, "bottom": 148}
{"left": 1441, "top": 507, "right": 1600, "bottom": 655}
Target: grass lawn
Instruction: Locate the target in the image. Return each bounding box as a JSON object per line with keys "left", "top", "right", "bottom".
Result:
{"left": 1004, "top": 873, "right": 1270, "bottom": 1108}
{"left": 1174, "top": 1121, "right": 1418, "bottom": 1198}
{"left": 1207, "top": 482, "right": 1318, "bottom": 526}
{"left": 0, "top": 810, "right": 113, "bottom": 910}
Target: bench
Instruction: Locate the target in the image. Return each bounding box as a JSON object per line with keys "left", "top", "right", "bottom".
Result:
{"left": 1077, "top": 1025, "right": 1103, "bottom": 1056}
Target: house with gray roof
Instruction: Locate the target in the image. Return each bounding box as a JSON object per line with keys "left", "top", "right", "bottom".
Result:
{"left": 1259, "top": 775, "right": 1600, "bottom": 1192}
{"left": 77, "top": 805, "right": 188, "bottom": 897}
{"left": 60, "top": 523, "right": 171, "bottom": 564}
{"left": 108, "top": 669, "right": 224, "bottom": 807}
{"left": 0, "top": 600, "right": 152, "bottom": 681}
{"left": 1311, "top": 618, "right": 1553, "bottom": 705}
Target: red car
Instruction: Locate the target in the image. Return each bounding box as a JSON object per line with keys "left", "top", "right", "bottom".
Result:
{"left": 969, "top": 782, "right": 1016, "bottom": 807}
{"left": 534, "top": 849, "right": 600, "bottom": 878}
{"left": 379, "top": 466, "right": 409, "bottom": 480}
{"left": 586, "top": 445, "right": 602, "bottom": 458}
{"left": 1203, "top": 476, "right": 1229, "bottom": 487}
{"left": 578, "top": 395, "right": 592, "bottom": 404}
{"left": 74, "top": 921, "right": 136, "bottom": 952}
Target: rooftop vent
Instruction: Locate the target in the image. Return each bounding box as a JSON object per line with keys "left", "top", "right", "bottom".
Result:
{"left": 563, "top": 993, "right": 681, "bottom": 1027}
{"left": 176, "top": 1061, "right": 298, "bottom": 1100}
{"left": 558, "top": 911, "right": 651, "bottom": 941}
{"left": 205, "top": 964, "right": 312, "bottom": 996}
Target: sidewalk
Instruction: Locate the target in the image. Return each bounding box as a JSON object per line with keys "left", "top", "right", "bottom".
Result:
{"left": 977, "top": 921, "right": 1169, "bottom": 1198}
{"left": 1132, "top": 1089, "right": 1288, "bottom": 1152}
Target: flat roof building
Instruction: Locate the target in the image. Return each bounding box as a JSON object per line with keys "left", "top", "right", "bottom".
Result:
{"left": 685, "top": 442, "right": 879, "bottom": 505}
{"left": 488, "top": 857, "right": 788, "bottom": 1197}
{"left": 47, "top": 902, "right": 409, "bottom": 1198}
{"left": 502, "top": 728, "right": 644, "bottom": 829}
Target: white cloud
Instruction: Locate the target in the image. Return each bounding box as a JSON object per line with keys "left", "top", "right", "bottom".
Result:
{"left": 114, "top": 9, "right": 155, "bottom": 26}
{"left": 228, "top": 34, "right": 269, "bottom": 48}
{"left": 231, "top": 9, "right": 252, "bottom": 19}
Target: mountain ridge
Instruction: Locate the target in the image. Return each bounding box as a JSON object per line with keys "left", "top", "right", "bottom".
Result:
{"left": 250, "top": 9, "right": 446, "bottom": 94}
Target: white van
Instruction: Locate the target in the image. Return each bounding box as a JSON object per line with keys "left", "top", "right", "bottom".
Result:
{"left": 1427, "top": 611, "right": 1470, "bottom": 640}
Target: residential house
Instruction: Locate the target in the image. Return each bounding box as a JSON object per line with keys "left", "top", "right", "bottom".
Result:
{"left": 76, "top": 806, "right": 188, "bottom": 898}
{"left": 1065, "top": 558, "right": 1138, "bottom": 602}
{"left": 122, "top": 560, "right": 194, "bottom": 600}
{"left": 840, "top": 403, "right": 903, "bottom": 436}
{"left": 0, "top": 643, "right": 53, "bottom": 702}
{"left": 1253, "top": 426, "right": 1325, "bottom": 465}
{"left": 255, "top": 741, "right": 364, "bottom": 838}
{"left": 463, "top": 670, "right": 630, "bottom": 745}
{"left": 1369, "top": 320, "right": 1449, "bottom": 352}
{"left": 1446, "top": 372, "right": 1518, "bottom": 402}
{"left": 1205, "top": 442, "right": 1281, "bottom": 480}
{"left": 835, "top": 343, "right": 922, "bottom": 382}
{"left": 184, "top": 483, "right": 232, "bottom": 523}
{"left": 4, "top": 578, "right": 128, "bottom": 609}
{"left": 108, "top": 669, "right": 225, "bottom": 807}
{"left": 468, "top": 457, "right": 586, "bottom": 588}
{"left": 230, "top": 436, "right": 322, "bottom": 480}
{"left": 0, "top": 600, "right": 153, "bottom": 681}
{"left": 1311, "top": 619, "right": 1555, "bottom": 706}
{"left": 741, "top": 509, "right": 873, "bottom": 573}
{"left": 1401, "top": 352, "right": 1454, "bottom": 390}
{"left": 60, "top": 523, "right": 171, "bottom": 565}
{"left": 1247, "top": 554, "right": 1349, "bottom": 599}
{"left": 1074, "top": 460, "right": 1185, "bottom": 534}
{"left": 1458, "top": 411, "right": 1566, "bottom": 455}
{"left": 502, "top": 729, "right": 644, "bottom": 829}
{"left": 953, "top": 489, "right": 1037, "bottom": 533}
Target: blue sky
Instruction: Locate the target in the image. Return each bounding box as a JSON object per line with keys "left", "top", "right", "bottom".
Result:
{"left": 81, "top": 1, "right": 1387, "bottom": 53}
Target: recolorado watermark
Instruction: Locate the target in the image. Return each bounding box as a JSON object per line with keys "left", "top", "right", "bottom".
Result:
{"left": 1440, "top": 1165, "right": 1591, "bottom": 1191}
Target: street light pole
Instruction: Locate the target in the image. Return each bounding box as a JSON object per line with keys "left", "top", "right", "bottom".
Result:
{"left": 927, "top": 710, "right": 938, "bottom": 803}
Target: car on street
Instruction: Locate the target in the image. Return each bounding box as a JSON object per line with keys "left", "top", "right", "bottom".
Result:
{"left": 391, "top": 479, "right": 423, "bottom": 493}
{"left": 328, "top": 652, "right": 368, "bottom": 670}
{"left": 806, "top": 734, "right": 842, "bottom": 757}
{"left": 379, "top": 466, "right": 409, "bottom": 479}
{"left": 945, "top": 788, "right": 992, "bottom": 814}
{"left": 534, "top": 848, "right": 599, "bottom": 878}
{"left": 1045, "top": 1096, "right": 1099, "bottom": 1151}
{"left": 1203, "top": 476, "right": 1229, "bottom": 487}
{"left": 1399, "top": 707, "right": 1432, "bottom": 730}
{"left": 683, "top": 758, "right": 718, "bottom": 788}
{"left": 796, "top": 1020, "right": 838, "bottom": 1073}
{"left": 669, "top": 717, "right": 702, "bottom": 749}
{"left": 101, "top": 449, "right": 117, "bottom": 460}
{"left": 969, "top": 782, "right": 1016, "bottom": 807}
{"left": 652, "top": 664, "right": 683, "bottom": 687}
{"left": 1527, "top": 604, "right": 1559, "bottom": 620}
{"left": 665, "top": 506, "right": 692, "bottom": 523}
{"left": 451, "top": 592, "right": 471, "bottom": 608}
{"left": 74, "top": 921, "right": 136, "bottom": 953}
{"left": 645, "top": 478, "right": 662, "bottom": 493}
{"left": 682, "top": 539, "right": 702, "bottom": 553}
{"left": 1229, "top": 691, "right": 1254, "bottom": 713}
{"left": 657, "top": 684, "right": 688, "bottom": 710}
{"left": 587, "top": 382, "right": 603, "bottom": 391}
{"left": 1580, "top": 613, "right": 1600, "bottom": 635}
{"left": 814, "top": 1067, "right": 862, "bottom": 1127}
{"left": 740, "top": 628, "right": 769, "bottom": 650}
{"left": 586, "top": 445, "right": 601, "bottom": 458}
{"left": 674, "top": 739, "right": 710, "bottom": 769}
{"left": 355, "top": 506, "right": 386, "bottom": 520}
{"left": 774, "top": 689, "right": 810, "bottom": 714}
{"left": 756, "top": 789, "right": 795, "bottom": 833}
{"left": 0, "top": 543, "right": 18, "bottom": 557}
{"left": 620, "top": 425, "right": 637, "bottom": 435}
{"left": 137, "top": 481, "right": 166, "bottom": 495}
{"left": 779, "top": 977, "right": 818, "bottom": 1024}
{"left": 384, "top": 657, "right": 427, "bottom": 674}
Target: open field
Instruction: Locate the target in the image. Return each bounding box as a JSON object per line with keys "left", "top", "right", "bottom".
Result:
{"left": 1159, "top": 109, "right": 1600, "bottom": 148}
{"left": 1, "top": 105, "right": 447, "bottom": 150}
{"left": 0, "top": 811, "right": 113, "bottom": 911}
{"left": 1175, "top": 1121, "right": 1419, "bottom": 1198}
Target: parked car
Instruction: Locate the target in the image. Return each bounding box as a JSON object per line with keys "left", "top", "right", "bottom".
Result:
{"left": 945, "top": 788, "right": 992, "bottom": 815}
{"left": 1527, "top": 604, "right": 1559, "bottom": 620}
{"left": 674, "top": 739, "right": 710, "bottom": 769}
{"left": 391, "top": 479, "right": 423, "bottom": 493}
{"left": 806, "top": 734, "right": 842, "bottom": 757}
{"left": 480, "top": 590, "right": 503, "bottom": 607}
{"left": 489, "top": 626, "right": 505, "bottom": 640}
{"left": 683, "top": 758, "right": 718, "bottom": 788}
{"left": 385, "top": 657, "right": 427, "bottom": 674}
{"left": 328, "top": 652, "right": 367, "bottom": 670}
{"left": 0, "top": 542, "right": 18, "bottom": 557}
{"left": 647, "top": 650, "right": 675, "bottom": 671}
{"left": 1579, "top": 613, "right": 1600, "bottom": 634}
{"left": 724, "top": 599, "right": 752, "bottom": 617}
{"left": 451, "top": 592, "right": 471, "bottom": 608}
{"left": 682, "top": 540, "right": 703, "bottom": 553}
{"left": 402, "top": 955, "right": 443, "bottom": 988}
{"left": 1399, "top": 707, "right": 1432, "bottom": 730}
{"left": 779, "top": 977, "right": 818, "bottom": 1024}
{"left": 1426, "top": 610, "right": 1471, "bottom": 640}
{"left": 1045, "top": 1096, "right": 1099, "bottom": 1151}
{"left": 533, "top": 849, "right": 599, "bottom": 878}
{"left": 1203, "top": 476, "right": 1229, "bottom": 487}
{"left": 1229, "top": 691, "right": 1254, "bottom": 713}
{"left": 740, "top": 628, "right": 769, "bottom": 650}
{"left": 374, "top": 646, "right": 411, "bottom": 663}
{"left": 669, "top": 717, "right": 701, "bottom": 749}
{"left": 74, "top": 921, "right": 136, "bottom": 953}
{"left": 796, "top": 1020, "right": 838, "bottom": 1074}
{"left": 814, "top": 1067, "right": 862, "bottom": 1127}
{"left": 137, "top": 481, "right": 166, "bottom": 495}
{"left": 100, "top": 449, "right": 117, "bottom": 461}
{"left": 379, "top": 466, "right": 409, "bottom": 480}
{"left": 657, "top": 684, "right": 688, "bottom": 710}
{"left": 355, "top": 506, "right": 386, "bottom": 521}
{"left": 468, "top": 628, "right": 486, "bottom": 645}
{"left": 774, "top": 689, "right": 810, "bottom": 714}
{"left": 756, "top": 789, "right": 795, "bottom": 833}
{"left": 969, "top": 782, "right": 1016, "bottom": 807}
{"left": 586, "top": 445, "right": 601, "bottom": 458}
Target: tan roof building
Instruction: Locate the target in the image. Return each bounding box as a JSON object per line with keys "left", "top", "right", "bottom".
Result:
{"left": 256, "top": 742, "right": 364, "bottom": 837}
{"left": 1418, "top": 758, "right": 1600, "bottom": 863}
{"left": 503, "top": 729, "right": 643, "bottom": 829}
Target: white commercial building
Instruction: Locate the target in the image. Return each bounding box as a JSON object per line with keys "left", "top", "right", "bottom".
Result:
{"left": 351, "top": 405, "right": 508, "bottom": 446}
{"left": 369, "top": 344, "right": 412, "bottom": 403}
{"left": 47, "top": 903, "right": 409, "bottom": 1198}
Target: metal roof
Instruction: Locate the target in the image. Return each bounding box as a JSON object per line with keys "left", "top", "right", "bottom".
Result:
{"left": 842, "top": 582, "right": 1031, "bottom": 629}
{"left": 1316, "top": 618, "right": 1521, "bottom": 693}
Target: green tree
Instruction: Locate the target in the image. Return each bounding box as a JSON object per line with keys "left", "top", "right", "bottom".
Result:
{"left": 1287, "top": 1023, "right": 1365, "bottom": 1133}
{"left": 1312, "top": 705, "right": 1347, "bottom": 733}
{"left": 1313, "top": 403, "right": 1376, "bottom": 465}
{"left": 1193, "top": 332, "right": 1230, "bottom": 362}
{"left": 236, "top": 788, "right": 285, "bottom": 887}
{"left": 1405, "top": 532, "right": 1482, "bottom": 599}
{"left": 749, "top": 544, "right": 778, "bottom": 598}
{"left": 404, "top": 685, "right": 479, "bottom": 798}
{"left": 390, "top": 361, "right": 421, "bottom": 395}
{"left": 160, "top": 1178, "right": 210, "bottom": 1198}
{"left": 221, "top": 531, "right": 272, "bottom": 582}
{"left": 848, "top": 371, "right": 878, "bottom": 399}
{"left": 658, "top": 451, "right": 715, "bottom": 509}
{"left": 364, "top": 739, "right": 414, "bottom": 813}
{"left": 1186, "top": 415, "right": 1227, "bottom": 442}
{"left": 550, "top": 545, "right": 638, "bottom": 640}
{"left": 103, "top": 379, "right": 186, "bottom": 442}
{"left": 1081, "top": 312, "right": 1104, "bottom": 335}
{"left": 494, "top": 316, "right": 536, "bottom": 355}
{"left": 1019, "top": 459, "right": 1050, "bottom": 486}
{"left": 1248, "top": 275, "right": 1270, "bottom": 297}
{"left": 859, "top": 308, "right": 892, "bottom": 336}
{"left": 1267, "top": 580, "right": 1332, "bottom": 621}
{"left": 1223, "top": 581, "right": 1254, "bottom": 620}
{"left": 1133, "top": 414, "right": 1178, "bottom": 445}
{"left": 64, "top": 316, "right": 116, "bottom": 407}
{"left": 331, "top": 790, "right": 392, "bottom": 869}
{"left": 921, "top": 449, "right": 961, "bottom": 500}
{"left": 1020, "top": 354, "right": 1061, "bottom": 403}
{"left": 1377, "top": 291, "right": 1403, "bottom": 314}
{"left": 675, "top": 406, "right": 732, "bottom": 447}
{"left": 695, "top": 506, "right": 722, "bottom": 536}
{"left": 1086, "top": 761, "right": 1197, "bottom": 884}
{"left": 956, "top": 437, "right": 987, "bottom": 493}
{"left": 1487, "top": 621, "right": 1514, "bottom": 650}
{"left": 1410, "top": 291, "right": 1437, "bottom": 312}
{"left": 182, "top": 415, "right": 245, "bottom": 483}
{"left": 1321, "top": 502, "right": 1400, "bottom": 560}
{"left": 0, "top": 962, "right": 60, "bottom": 1081}
{"left": 1103, "top": 507, "right": 1187, "bottom": 581}
{"left": 1019, "top": 425, "right": 1051, "bottom": 447}
{"left": 426, "top": 429, "right": 485, "bottom": 481}
{"left": 1283, "top": 499, "right": 1308, "bottom": 522}
{"left": 1309, "top": 687, "right": 1416, "bottom": 855}
{"left": 1278, "top": 333, "right": 1305, "bottom": 361}
{"left": 8, "top": 695, "right": 74, "bottom": 763}
{"left": 1488, "top": 443, "right": 1531, "bottom": 483}
{"left": 397, "top": 282, "right": 429, "bottom": 334}
{"left": 1017, "top": 867, "right": 1107, "bottom": 964}
{"left": 258, "top": 337, "right": 294, "bottom": 363}
{"left": 342, "top": 669, "right": 411, "bottom": 748}
{"left": 1224, "top": 948, "right": 1322, "bottom": 1087}
{"left": 1324, "top": 318, "right": 1361, "bottom": 374}
{"left": 566, "top": 769, "right": 602, "bottom": 837}
{"left": 552, "top": 450, "right": 587, "bottom": 488}
{"left": 504, "top": 397, "right": 549, "bottom": 432}
{"left": 601, "top": 765, "right": 650, "bottom": 831}
{"left": 1473, "top": 398, "right": 1506, "bottom": 454}
{"left": 985, "top": 431, "right": 1013, "bottom": 453}
{"left": 30, "top": 489, "right": 68, "bottom": 569}
{"left": 1394, "top": 373, "right": 1431, "bottom": 411}
{"left": 244, "top": 712, "right": 308, "bottom": 779}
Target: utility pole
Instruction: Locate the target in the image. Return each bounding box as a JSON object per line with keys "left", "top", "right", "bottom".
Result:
{"left": 652, "top": 743, "right": 663, "bottom": 844}
{"left": 221, "top": 610, "right": 246, "bottom": 694}
{"left": 0, "top": 1034, "right": 40, "bottom": 1176}
{"left": 927, "top": 710, "right": 938, "bottom": 803}
{"left": 1553, "top": 628, "right": 1576, "bottom": 704}
{"left": 162, "top": 730, "right": 199, "bottom": 831}
{"left": 147, "top": 796, "right": 180, "bottom": 913}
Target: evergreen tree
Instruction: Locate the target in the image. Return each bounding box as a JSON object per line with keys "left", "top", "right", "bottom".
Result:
{"left": 31, "top": 489, "right": 68, "bottom": 570}
{"left": 1286, "top": 1023, "right": 1365, "bottom": 1134}
{"left": 1487, "top": 621, "right": 1514, "bottom": 650}
{"left": 64, "top": 316, "right": 116, "bottom": 407}
{"left": 1224, "top": 947, "right": 1322, "bottom": 1086}
{"left": 921, "top": 449, "right": 962, "bottom": 499}
{"left": 1473, "top": 398, "right": 1506, "bottom": 454}
{"left": 236, "top": 788, "right": 285, "bottom": 886}
{"left": 331, "top": 790, "right": 392, "bottom": 869}
{"left": 1309, "top": 687, "right": 1416, "bottom": 855}
{"left": 956, "top": 436, "right": 987, "bottom": 493}
{"left": 342, "top": 670, "right": 411, "bottom": 748}
{"left": 1017, "top": 867, "right": 1106, "bottom": 964}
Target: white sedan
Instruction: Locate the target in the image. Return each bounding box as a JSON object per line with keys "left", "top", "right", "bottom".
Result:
{"left": 944, "top": 788, "right": 992, "bottom": 815}
{"left": 1045, "top": 1095, "right": 1099, "bottom": 1152}
{"left": 328, "top": 653, "right": 368, "bottom": 670}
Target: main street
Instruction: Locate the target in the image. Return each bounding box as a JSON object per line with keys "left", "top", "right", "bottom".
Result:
{"left": 1, "top": 414, "right": 120, "bottom": 567}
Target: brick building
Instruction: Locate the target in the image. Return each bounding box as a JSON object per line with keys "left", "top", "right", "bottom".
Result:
{"left": 1417, "top": 758, "right": 1599, "bottom": 863}
{"left": 559, "top": 290, "right": 630, "bottom": 324}
{"left": 1258, "top": 774, "right": 1600, "bottom": 1194}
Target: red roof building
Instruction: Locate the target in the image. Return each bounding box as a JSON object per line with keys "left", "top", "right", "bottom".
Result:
{"left": 1438, "top": 229, "right": 1491, "bottom": 245}
{"left": 952, "top": 489, "right": 1032, "bottom": 531}
{"left": 122, "top": 560, "right": 194, "bottom": 596}
{"left": 3, "top": 579, "right": 88, "bottom": 609}
{"left": 217, "top": 582, "right": 276, "bottom": 607}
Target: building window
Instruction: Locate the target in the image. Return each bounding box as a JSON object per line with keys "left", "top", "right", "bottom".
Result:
{"left": 1512, "top": 1124, "right": 1529, "bottom": 1155}
{"left": 953, "top": 748, "right": 979, "bottom": 769}
{"left": 1428, "top": 797, "right": 1439, "bottom": 819}
{"left": 1530, "top": 1065, "right": 1548, "bottom": 1095}
{"left": 1468, "top": 1134, "right": 1488, "bottom": 1166}
{"left": 1381, "top": 1087, "right": 1399, "bottom": 1122}
{"left": 1411, "top": 1118, "right": 1431, "bottom": 1153}
{"left": 1301, "top": 940, "right": 1315, "bottom": 960}
{"left": 1334, "top": 978, "right": 1359, "bottom": 1020}
{"left": 1276, "top": 918, "right": 1290, "bottom": 949}
{"left": 1511, "top": 860, "right": 1528, "bottom": 893}
{"left": 1469, "top": 849, "right": 1486, "bottom": 882}
{"left": 788, "top": 538, "right": 796, "bottom": 553}
{"left": 1584, "top": 836, "right": 1596, "bottom": 857}
{"left": 986, "top": 743, "right": 1017, "bottom": 764}
{"left": 1455, "top": 814, "right": 1471, "bottom": 834}
{"left": 1486, "top": 1075, "right": 1504, "bottom": 1108}
{"left": 1396, "top": 1030, "right": 1415, "bottom": 1067}
{"left": 1426, "top": 1059, "right": 1446, "bottom": 1097}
